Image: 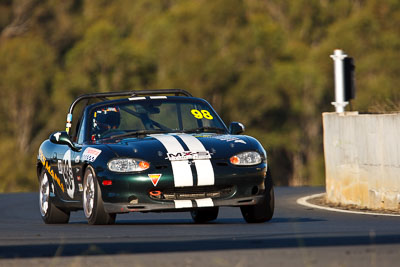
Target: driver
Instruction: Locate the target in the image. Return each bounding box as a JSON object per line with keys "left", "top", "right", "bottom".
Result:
{"left": 91, "top": 107, "right": 120, "bottom": 140}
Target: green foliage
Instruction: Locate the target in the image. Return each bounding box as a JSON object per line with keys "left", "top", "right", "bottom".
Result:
{"left": 0, "top": 35, "right": 54, "bottom": 148}
{"left": 0, "top": 34, "right": 54, "bottom": 191}
{"left": 1, "top": 0, "right": 400, "bottom": 191}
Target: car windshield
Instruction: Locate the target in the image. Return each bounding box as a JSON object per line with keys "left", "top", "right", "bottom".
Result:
{"left": 88, "top": 97, "right": 227, "bottom": 140}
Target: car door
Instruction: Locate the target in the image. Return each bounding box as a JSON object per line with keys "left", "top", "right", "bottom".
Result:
{"left": 55, "top": 146, "right": 77, "bottom": 200}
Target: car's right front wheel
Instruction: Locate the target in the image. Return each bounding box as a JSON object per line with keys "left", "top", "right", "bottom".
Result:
{"left": 240, "top": 169, "right": 274, "bottom": 223}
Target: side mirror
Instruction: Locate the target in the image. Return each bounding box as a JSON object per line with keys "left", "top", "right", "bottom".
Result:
{"left": 229, "top": 122, "right": 245, "bottom": 135}
{"left": 49, "top": 131, "right": 81, "bottom": 152}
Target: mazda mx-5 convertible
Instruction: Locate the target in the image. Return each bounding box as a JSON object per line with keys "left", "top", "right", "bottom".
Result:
{"left": 37, "top": 89, "right": 274, "bottom": 224}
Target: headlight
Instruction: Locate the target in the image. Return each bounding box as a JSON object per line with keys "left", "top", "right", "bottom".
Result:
{"left": 107, "top": 158, "right": 150, "bottom": 172}
{"left": 230, "top": 151, "right": 262, "bottom": 166}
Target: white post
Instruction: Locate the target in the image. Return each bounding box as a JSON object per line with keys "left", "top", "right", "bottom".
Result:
{"left": 330, "top": 49, "right": 348, "bottom": 113}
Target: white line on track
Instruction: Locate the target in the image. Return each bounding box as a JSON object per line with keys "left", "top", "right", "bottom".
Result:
{"left": 297, "top": 193, "right": 400, "bottom": 217}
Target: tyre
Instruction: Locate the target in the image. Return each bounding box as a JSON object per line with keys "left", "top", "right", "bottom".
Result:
{"left": 39, "top": 169, "right": 70, "bottom": 224}
{"left": 190, "top": 207, "right": 219, "bottom": 223}
{"left": 240, "top": 168, "right": 274, "bottom": 223}
{"left": 83, "top": 166, "right": 116, "bottom": 225}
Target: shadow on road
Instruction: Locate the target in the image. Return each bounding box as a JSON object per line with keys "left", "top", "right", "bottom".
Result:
{"left": 1, "top": 233, "right": 399, "bottom": 259}
{"left": 66, "top": 217, "right": 324, "bottom": 225}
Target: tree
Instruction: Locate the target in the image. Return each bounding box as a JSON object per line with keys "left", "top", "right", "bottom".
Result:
{"left": 0, "top": 35, "right": 54, "bottom": 153}
{"left": 0, "top": 35, "right": 55, "bottom": 191}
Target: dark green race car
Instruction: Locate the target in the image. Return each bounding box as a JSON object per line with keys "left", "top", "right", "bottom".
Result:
{"left": 37, "top": 89, "right": 274, "bottom": 225}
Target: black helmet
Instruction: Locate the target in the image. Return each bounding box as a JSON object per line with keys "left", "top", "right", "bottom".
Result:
{"left": 92, "top": 107, "right": 120, "bottom": 137}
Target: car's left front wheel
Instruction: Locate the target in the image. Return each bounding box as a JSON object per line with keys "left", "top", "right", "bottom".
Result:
{"left": 83, "top": 166, "right": 116, "bottom": 225}
{"left": 39, "top": 169, "right": 70, "bottom": 224}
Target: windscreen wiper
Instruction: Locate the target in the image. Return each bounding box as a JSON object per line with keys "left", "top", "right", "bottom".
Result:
{"left": 109, "top": 129, "right": 167, "bottom": 139}
{"left": 183, "top": 126, "right": 226, "bottom": 134}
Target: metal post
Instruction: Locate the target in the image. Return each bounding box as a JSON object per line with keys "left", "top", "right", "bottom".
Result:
{"left": 330, "top": 49, "right": 348, "bottom": 113}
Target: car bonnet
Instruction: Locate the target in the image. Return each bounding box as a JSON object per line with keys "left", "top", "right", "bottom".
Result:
{"left": 99, "top": 133, "right": 254, "bottom": 161}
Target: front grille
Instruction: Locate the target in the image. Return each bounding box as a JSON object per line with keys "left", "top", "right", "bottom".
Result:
{"left": 149, "top": 185, "right": 234, "bottom": 200}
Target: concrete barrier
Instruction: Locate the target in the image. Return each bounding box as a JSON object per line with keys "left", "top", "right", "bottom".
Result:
{"left": 323, "top": 112, "right": 400, "bottom": 211}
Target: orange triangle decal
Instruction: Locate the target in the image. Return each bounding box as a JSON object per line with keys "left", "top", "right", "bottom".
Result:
{"left": 148, "top": 174, "right": 162, "bottom": 186}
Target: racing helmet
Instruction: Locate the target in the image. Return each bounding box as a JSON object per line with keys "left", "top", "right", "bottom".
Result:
{"left": 92, "top": 107, "right": 121, "bottom": 137}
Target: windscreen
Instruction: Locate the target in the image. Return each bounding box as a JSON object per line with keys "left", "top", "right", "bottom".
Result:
{"left": 88, "top": 98, "right": 227, "bottom": 140}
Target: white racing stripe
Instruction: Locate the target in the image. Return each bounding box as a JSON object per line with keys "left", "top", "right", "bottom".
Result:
{"left": 170, "top": 161, "right": 193, "bottom": 186}
{"left": 174, "top": 200, "right": 193, "bottom": 209}
{"left": 177, "top": 134, "right": 215, "bottom": 186}
{"left": 151, "top": 135, "right": 193, "bottom": 187}
{"left": 195, "top": 198, "right": 214, "bottom": 207}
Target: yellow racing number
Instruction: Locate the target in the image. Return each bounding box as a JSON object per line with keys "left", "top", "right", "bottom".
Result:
{"left": 201, "top": 110, "right": 213, "bottom": 120}
{"left": 191, "top": 109, "right": 214, "bottom": 120}
{"left": 191, "top": 109, "right": 203, "bottom": 119}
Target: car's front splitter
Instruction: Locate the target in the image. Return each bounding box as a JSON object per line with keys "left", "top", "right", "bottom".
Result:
{"left": 103, "top": 195, "right": 265, "bottom": 213}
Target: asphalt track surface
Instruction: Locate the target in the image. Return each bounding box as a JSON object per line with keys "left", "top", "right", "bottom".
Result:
{"left": 1, "top": 187, "right": 400, "bottom": 267}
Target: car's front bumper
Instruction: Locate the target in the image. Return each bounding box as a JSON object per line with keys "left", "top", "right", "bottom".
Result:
{"left": 97, "top": 161, "right": 268, "bottom": 213}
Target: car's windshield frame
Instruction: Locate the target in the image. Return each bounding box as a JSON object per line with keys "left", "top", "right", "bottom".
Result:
{"left": 78, "top": 97, "right": 228, "bottom": 143}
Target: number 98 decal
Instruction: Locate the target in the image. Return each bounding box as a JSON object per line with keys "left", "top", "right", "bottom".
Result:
{"left": 191, "top": 109, "right": 214, "bottom": 120}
